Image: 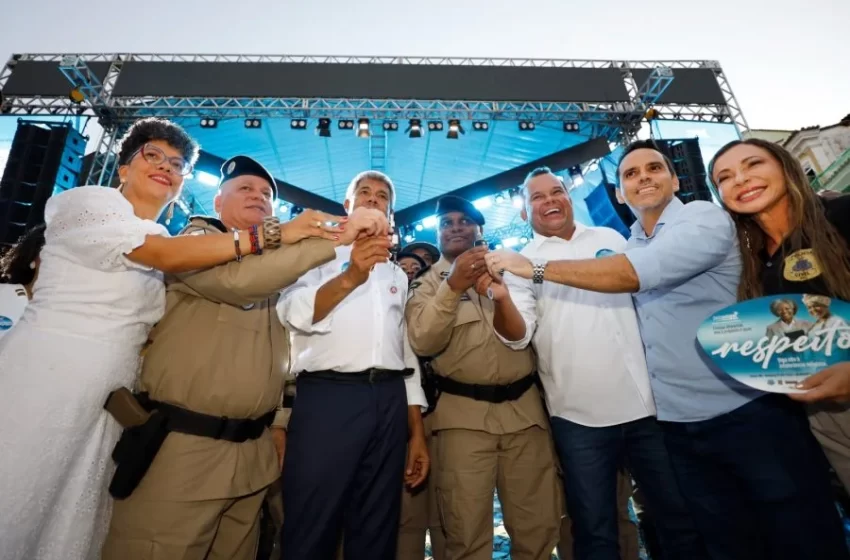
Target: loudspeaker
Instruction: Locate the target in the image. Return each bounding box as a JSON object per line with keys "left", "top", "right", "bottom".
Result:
{"left": 0, "top": 121, "right": 87, "bottom": 247}
{"left": 584, "top": 183, "right": 634, "bottom": 237}
{"left": 656, "top": 138, "right": 714, "bottom": 204}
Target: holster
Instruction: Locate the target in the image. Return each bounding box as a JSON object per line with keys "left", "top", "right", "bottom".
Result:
{"left": 108, "top": 410, "right": 170, "bottom": 499}
{"left": 420, "top": 357, "right": 440, "bottom": 416}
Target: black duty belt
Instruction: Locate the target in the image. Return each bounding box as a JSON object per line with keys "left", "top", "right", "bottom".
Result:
{"left": 435, "top": 372, "right": 538, "bottom": 404}
{"left": 301, "top": 367, "right": 413, "bottom": 384}
{"left": 136, "top": 393, "right": 275, "bottom": 443}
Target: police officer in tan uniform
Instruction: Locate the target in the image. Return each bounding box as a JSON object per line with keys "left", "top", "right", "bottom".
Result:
{"left": 102, "top": 156, "right": 387, "bottom": 560}
{"left": 405, "top": 195, "right": 561, "bottom": 560}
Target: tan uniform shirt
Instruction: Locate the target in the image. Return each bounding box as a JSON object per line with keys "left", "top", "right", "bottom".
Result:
{"left": 405, "top": 258, "right": 548, "bottom": 434}
{"left": 135, "top": 217, "right": 336, "bottom": 501}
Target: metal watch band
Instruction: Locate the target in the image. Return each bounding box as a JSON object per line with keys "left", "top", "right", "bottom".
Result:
{"left": 532, "top": 262, "right": 546, "bottom": 284}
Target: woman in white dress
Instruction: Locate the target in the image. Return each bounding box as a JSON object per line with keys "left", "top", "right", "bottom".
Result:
{"left": 0, "top": 117, "right": 388, "bottom": 560}
{"left": 0, "top": 224, "right": 45, "bottom": 341}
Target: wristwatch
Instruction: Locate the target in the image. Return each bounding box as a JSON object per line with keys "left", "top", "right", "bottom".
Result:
{"left": 531, "top": 259, "right": 547, "bottom": 284}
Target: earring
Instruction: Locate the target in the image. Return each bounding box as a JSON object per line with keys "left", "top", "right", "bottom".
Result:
{"left": 29, "top": 261, "right": 36, "bottom": 270}
{"left": 117, "top": 181, "right": 125, "bottom": 193}
{"left": 744, "top": 229, "right": 752, "bottom": 250}
{"left": 165, "top": 201, "right": 175, "bottom": 225}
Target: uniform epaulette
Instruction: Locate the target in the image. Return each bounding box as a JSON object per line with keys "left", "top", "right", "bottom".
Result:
{"left": 408, "top": 265, "right": 433, "bottom": 294}
{"left": 184, "top": 215, "right": 227, "bottom": 234}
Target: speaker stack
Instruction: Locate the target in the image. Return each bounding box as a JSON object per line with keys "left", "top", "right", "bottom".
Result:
{"left": 0, "top": 120, "right": 86, "bottom": 247}
{"left": 656, "top": 138, "right": 714, "bottom": 204}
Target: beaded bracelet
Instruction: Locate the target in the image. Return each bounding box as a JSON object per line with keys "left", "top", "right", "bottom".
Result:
{"left": 249, "top": 225, "right": 262, "bottom": 255}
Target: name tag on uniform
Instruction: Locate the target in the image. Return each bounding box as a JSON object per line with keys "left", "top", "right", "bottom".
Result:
{"left": 440, "top": 271, "right": 449, "bottom": 278}
{"left": 783, "top": 249, "right": 822, "bottom": 282}
{"left": 459, "top": 294, "right": 471, "bottom": 302}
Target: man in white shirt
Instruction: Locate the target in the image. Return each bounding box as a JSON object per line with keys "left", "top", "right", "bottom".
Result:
{"left": 276, "top": 170, "right": 429, "bottom": 560}
{"left": 481, "top": 167, "right": 704, "bottom": 560}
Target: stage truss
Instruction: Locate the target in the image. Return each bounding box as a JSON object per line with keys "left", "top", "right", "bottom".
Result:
{"left": 0, "top": 53, "right": 750, "bottom": 197}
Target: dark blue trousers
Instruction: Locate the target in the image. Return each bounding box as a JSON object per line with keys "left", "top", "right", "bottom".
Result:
{"left": 661, "top": 394, "right": 850, "bottom": 560}
{"left": 550, "top": 415, "right": 708, "bottom": 560}
{"left": 280, "top": 375, "right": 408, "bottom": 560}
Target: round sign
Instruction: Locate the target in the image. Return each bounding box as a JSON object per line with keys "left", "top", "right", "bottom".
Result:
{"left": 0, "top": 316, "right": 12, "bottom": 331}
{"left": 697, "top": 294, "right": 850, "bottom": 394}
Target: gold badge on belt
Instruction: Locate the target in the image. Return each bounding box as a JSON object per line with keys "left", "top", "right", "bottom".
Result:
{"left": 783, "top": 248, "right": 822, "bottom": 282}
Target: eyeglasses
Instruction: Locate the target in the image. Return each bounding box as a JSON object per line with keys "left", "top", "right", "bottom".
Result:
{"left": 130, "top": 143, "right": 193, "bottom": 176}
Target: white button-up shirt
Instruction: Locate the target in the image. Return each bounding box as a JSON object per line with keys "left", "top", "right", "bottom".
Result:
{"left": 498, "top": 223, "right": 656, "bottom": 427}
{"left": 276, "top": 245, "right": 427, "bottom": 409}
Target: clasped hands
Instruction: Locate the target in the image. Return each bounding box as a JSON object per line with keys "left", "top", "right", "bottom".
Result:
{"left": 279, "top": 206, "right": 390, "bottom": 246}
{"left": 446, "top": 246, "right": 534, "bottom": 301}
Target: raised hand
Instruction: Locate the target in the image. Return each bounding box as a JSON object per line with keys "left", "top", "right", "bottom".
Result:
{"left": 342, "top": 236, "right": 393, "bottom": 287}
{"left": 280, "top": 209, "right": 346, "bottom": 244}
{"left": 446, "top": 246, "right": 489, "bottom": 294}
{"left": 338, "top": 207, "right": 391, "bottom": 246}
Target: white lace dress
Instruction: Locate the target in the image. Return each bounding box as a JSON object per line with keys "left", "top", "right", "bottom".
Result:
{"left": 0, "top": 186, "right": 168, "bottom": 560}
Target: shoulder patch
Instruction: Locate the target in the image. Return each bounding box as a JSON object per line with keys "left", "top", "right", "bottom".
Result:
{"left": 440, "top": 271, "right": 450, "bottom": 279}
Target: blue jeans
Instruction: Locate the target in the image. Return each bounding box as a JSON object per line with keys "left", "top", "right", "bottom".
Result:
{"left": 551, "top": 415, "right": 707, "bottom": 560}
{"left": 661, "top": 394, "right": 849, "bottom": 560}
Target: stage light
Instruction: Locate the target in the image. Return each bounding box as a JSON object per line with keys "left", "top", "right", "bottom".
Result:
{"left": 563, "top": 122, "right": 579, "bottom": 132}
{"left": 414, "top": 223, "right": 424, "bottom": 232}
{"left": 421, "top": 215, "right": 438, "bottom": 229}
{"left": 520, "top": 236, "right": 529, "bottom": 244}
{"left": 244, "top": 119, "right": 262, "bottom": 129}
{"left": 200, "top": 118, "right": 218, "bottom": 129}
{"left": 472, "top": 121, "right": 489, "bottom": 131}
{"left": 316, "top": 118, "right": 331, "bottom": 137}
{"left": 447, "top": 119, "right": 464, "bottom": 140}
{"left": 473, "top": 197, "right": 491, "bottom": 210}
{"left": 404, "top": 234, "right": 415, "bottom": 243}
{"left": 519, "top": 121, "right": 535, "bottom": 131}
{"left": 406, "top": 119, "right": 423, "bottom": 138}
{"left": 644, "top": 108, "right": 660, "bottom": 121}
{"left": 383, "top": 120, "right": 399, "bottom": 132}
{"left": 569, "top": 165, "right": 584, "bottom": 187}
{"left": 495, "top": 243, "right": 504, "bottom": 250}
{"left": 338, "top": 120, "right": 354, "bottom": 130}
{"left": 512, "top": 194, "right": 523, "bottom": 208}
{"left": 502, "top": 237, "right": 520, "bottom": 248}
{"left": 495, "top": 194, "right": 506, "bottom": 204}
{"left": 428, "top": 121, "right": 444, "bottom": 132}
{"left": 357, "top": 118, "right": 371, "bottom": 138}
{"left": 195, "top": 171, "right": 219, "bottom": 186}
{"left": 609, "top": 142, "right": 619, "bottom": 151}
{"left": 68, "top": 88, "right": 85, "bottom": 104}
{"left": 290, "top": 119, "right": 307, "bottom": 130}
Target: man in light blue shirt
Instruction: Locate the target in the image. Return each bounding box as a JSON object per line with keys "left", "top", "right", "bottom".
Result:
{"left": 485, "top": 140, "right": 849, "bottom": 560}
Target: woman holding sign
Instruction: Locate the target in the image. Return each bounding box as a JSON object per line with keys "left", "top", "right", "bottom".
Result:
{"left": 710, "top": 138, "right": 850, "bottom": 494}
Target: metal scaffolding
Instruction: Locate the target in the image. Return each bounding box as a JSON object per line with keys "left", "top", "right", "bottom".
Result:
{"left": 0, "top": 53, "right": 748, "bottom": 129}
{"left": 0, "top": 53, "right": 750, "bottom": 187}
